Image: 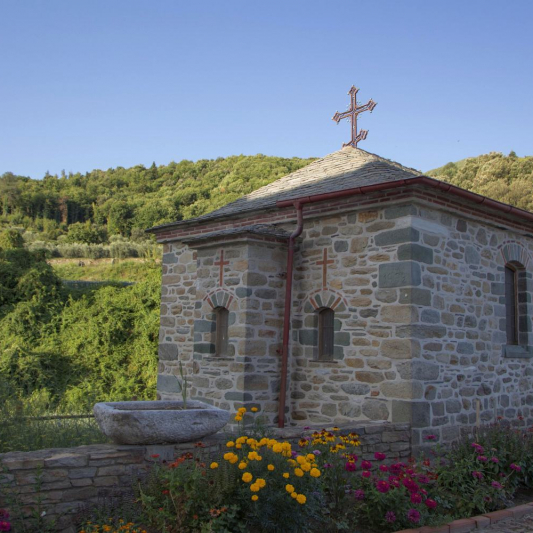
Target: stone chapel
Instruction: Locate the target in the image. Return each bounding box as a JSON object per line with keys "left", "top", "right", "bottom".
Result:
{"left": 148, "top": 145, "right": 533, "bottom": 449}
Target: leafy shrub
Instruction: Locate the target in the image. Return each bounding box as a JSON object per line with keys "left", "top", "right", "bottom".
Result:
{"left": 0, "top": 229, "right": 24, "bottom": 249}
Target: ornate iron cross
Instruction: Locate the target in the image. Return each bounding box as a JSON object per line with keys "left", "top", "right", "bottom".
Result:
{"left": 332, "top": 85, "right": 377, "bottom": 148}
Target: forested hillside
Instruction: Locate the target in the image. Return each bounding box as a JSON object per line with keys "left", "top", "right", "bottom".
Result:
{"left": 427, "top": 151, "right": 533, "bottom": 212}
{"left": 0, "top": 155, "right": 316, "bottom": 243}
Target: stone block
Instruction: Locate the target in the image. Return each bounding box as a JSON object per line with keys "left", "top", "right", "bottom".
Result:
{"left": 381, "top": 339, "right": 417, "bottom": 359}
{"left": 236, "top": 374, "right": 269, "bottom": 391}
{"left": 340, "top": 383, "right": 370, "bottom": 395}
{"left": 381, "top": 305, "right": 415, "bottom": 324}
{"left": 355, "top": 372, "right": 384, "bottom": 383}
{"left": 362, "top": 400, "right": 389, "bottom": 420}
{"left": 379, "top": 262, "right": 421, "bottom": 288}
{"left": 375, "top": 227, "right": 419, "bottom": 246}
{"left": 334, "top": 240, "right": 348, "bottom": 252}
{"left": 396, "top": 324, "right": 447, "bottom": 339}
{"left": 399, "top": 287, "right": 431, "bottom": 306}
{"left": 158, "top": 343, "right": 178, "bottom": 361}
{"left": 384, "top": 204, "right": 417, "bottom": 219}
{"left": 339, "top": 402, "right": 362, "bottom": 418}
{"left": 45, "top": 453, "right": 88, "bottom": 468}
{"left": 350, "top": 237, "right": 369, "bottom": 253}
{"left": 398, "top": 243, "right": 433, "bottom": 264}
{"left": 157, "top": 374, "right": 181, "bottom": 393}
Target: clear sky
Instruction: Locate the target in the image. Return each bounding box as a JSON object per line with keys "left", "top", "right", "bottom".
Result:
{"left": 1, "top": 0, "right": 532, "bottom": 179}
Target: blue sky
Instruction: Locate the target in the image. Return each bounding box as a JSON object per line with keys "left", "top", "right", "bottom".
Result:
{"left": 1, "top": 0, "right": 532, "bottom": 178}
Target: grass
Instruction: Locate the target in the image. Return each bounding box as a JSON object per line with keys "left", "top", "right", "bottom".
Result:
{"left": 49, "top": 258, "right": 161, "bottom": 283}
{"left": 0, "top": 387, "right": 108, "bottom": 454}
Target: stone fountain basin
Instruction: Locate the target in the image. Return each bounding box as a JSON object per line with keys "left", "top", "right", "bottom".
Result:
{"left": 93, "top": 400, "right": 230, "bottom": 445}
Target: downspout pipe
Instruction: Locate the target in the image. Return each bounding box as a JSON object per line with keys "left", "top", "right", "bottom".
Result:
{"left": 277, "top": 202, "right": 304, "bottom": 428}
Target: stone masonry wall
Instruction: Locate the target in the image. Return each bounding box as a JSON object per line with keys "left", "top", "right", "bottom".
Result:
{"left": 188, "top": 238, "right": 288, "bottom": 424}
{"left": 289, "top": 205, "right": 422, "bottom": 426}
{"left": 0, "top": 422, "right": 410, "bottom": 532}
{"left": 403, "top": 201, "right": 533, "bottom": 449}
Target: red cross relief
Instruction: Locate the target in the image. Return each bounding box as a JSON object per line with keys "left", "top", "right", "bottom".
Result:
{"left": 214, "top": 250, "right": 229, "bottom": 286}
{"left": 316, "top": 248, "right": 334, "bottom": 289}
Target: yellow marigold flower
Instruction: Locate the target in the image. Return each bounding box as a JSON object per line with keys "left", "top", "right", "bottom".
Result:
{"left": 229, "top": 454, "right": 239, "bottom": 464}
{"left": 238, "top": 407, "right": 246, "bottom": 413}
{"left": 272, "top": 443, "right": 283, "bottom": 453}
{"left": 296, "top": 494, "right": 307, "bottom": 504}
{"left": 267, "top": 464, "right": 275, "bottom": 471}
{"left": 223, "top": 452, "right": 232, "bottom": 461}
{"left": 285, "top": 484, "right": 295, "bottom": 493}
{"left": 246, "top": 437, "right": 257, "bottom": 445}
{"left": 248, "top": 451, "right": 257, "bottom": 461}
{"left": 306, "top": 454, "right": 315, "bottom": 462}
{"left": 238, "top": 462, "right": 248, "bottom": 470}
{"left": 288, "top": 459, "right": 297, "bottom": 467}
{"left": 226, "top": 441, "right": 235, "bottom": 448}
{"left": 283, "top": 472, "right": 290, "bottom": 479}
{"left": 259, "top": 437, "right": 269, "bottom": 446}
{"left": 310, "top": 468, "right": 321, "bottom": 478}
{"left": 210, "top": 462, "right": 219, "bottom": 469}
{"left": 256, "top": 478, "right": 266, "bottom": 488}
{"left": 301, "top": 462, "right": 311, "bottom": 472}
{"left": 251, "top": 407, "right": 258, "bottom": 412}
{"left": 235, "top": 415, "right": 243, "bottom": 422}
{"left": 291, "top": 491, "right": 298, "bottom": 499}
{"left": 282, "top": 442, "right": 291, "bottom": 451}
{"left": 296, "top": 455, "right": 306, "bottom": 465}
{"left": 235, "top": 443, "right": 242, "bottom": 449}
{"left": 236, "top": 436, "right": 246, "bottom": 444}
{"left": 251, "top": 495, "right": 258, "bottom": 501}
{"left": 250, "top": 483, "right": 260, "bottom": 492}
{"left": 294, "top": 468, "right": 304, "bottom": 477}
{"left": 242, "top": 472, "right": 253, "bottom": 483}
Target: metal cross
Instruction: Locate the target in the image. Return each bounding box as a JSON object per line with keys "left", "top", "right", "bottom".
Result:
{"left": 332, "top": 85, "right": 377, "bottom": 148}
{"left": 316, "top": 248, "right": 334, "bottom": 289}
{"left": 214, "top": 250, "right": 229, "bottom": 286}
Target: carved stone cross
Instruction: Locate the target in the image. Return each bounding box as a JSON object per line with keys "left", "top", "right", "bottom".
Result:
{"left": 316, "top": 248, "right": 334, "bottom": 289}
{"left": 332, "top": 85, "right": 377, "bottom": 148}
{"left": 214, "top": 250, "right": 229, "bottom": 286}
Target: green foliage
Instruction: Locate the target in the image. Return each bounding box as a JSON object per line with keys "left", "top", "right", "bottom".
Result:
{"left": 65, "top": 221, "right": 108, "bottom": 244}
{"left": 428, "top": 152, "right": 533, "bottom": 212}
{"left": 0, "top": 228, "right": 24, "bottom": 249}
{"left": 0, "top": 383, "right": 107, "bottom": 453}
{"left": 0, "top": 155, "right": 315, "bottom": 240}
{"left": 0, "top": 249, "right": 160, "bottom": 420}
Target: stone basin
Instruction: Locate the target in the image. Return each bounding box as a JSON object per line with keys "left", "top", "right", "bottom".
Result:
{"left": 93, "top": 400, "right": 230, "bottom": 445}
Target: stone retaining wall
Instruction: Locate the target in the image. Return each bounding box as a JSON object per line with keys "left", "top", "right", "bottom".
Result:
{"left": 0, "top": 421, "right": 410, "bottom": 532}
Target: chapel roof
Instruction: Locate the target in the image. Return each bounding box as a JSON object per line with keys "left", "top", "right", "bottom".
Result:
{"left": 182, "top": 224, "right": 290, "bottom": 244}
{"left": 149, "top": 146, "right": 422, "bottom": 231}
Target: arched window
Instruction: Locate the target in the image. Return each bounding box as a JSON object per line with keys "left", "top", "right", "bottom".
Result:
{"left": 215, "top": 307, "right": 229, "bottom": 356}
{"left": 318, "top": 308, "right": 335, "bottom": 360}
{"left": 505, "top": 264, "right": 519, "bottom": 345}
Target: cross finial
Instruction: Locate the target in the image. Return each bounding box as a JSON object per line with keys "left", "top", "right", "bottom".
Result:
{"left": 332, "top": 85, "right": 377, "bottom": 148}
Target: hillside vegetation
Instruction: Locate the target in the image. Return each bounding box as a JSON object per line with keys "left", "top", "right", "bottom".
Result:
{"left": 427, "top": 151, "right": 533, "bottom": 212}
{"left": 0, "top": 155, "right": 316, "bottom": 245}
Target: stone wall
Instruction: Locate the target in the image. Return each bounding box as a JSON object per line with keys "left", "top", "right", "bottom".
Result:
{"left": 0, "top": 422, "right": 410, "bottom": 532}
{"left": 155, "top": 186, "right": 533, "bottom": 449}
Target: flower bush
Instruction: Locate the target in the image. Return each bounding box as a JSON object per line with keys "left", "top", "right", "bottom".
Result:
{"left": 0, "top": 509, "right": 11, "bottom": 532}
{"left": 68, "top": 413, "right": 533, "bottom": 533}
{"left": 78, "top": 518, "right": 146, "bottom": 532}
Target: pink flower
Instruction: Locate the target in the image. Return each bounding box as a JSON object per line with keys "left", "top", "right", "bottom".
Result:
{"left": 490, "top": 456, "right": 499, "bottom": 463}
{"left": 0, "top": 522, "right": 10, "bottom": 532}
{"left": 345, "top": 462, "right": 357, "bottom": 472}
{"left": 323, "top": 463, "right": 333, "bottom": 469}
{"left": 491, "top": 481, "right": 503, "bottom": 489}
{"left": 424, "top": 434, "right": 436, "bottom": 441}
{"left": 385, "top": 511, "right": 396, "bottom": 523}
{"left": 407, "top": 509, "right": 421, "bottom": 523}
{"left": 361, "top": 460, "right": 372, "bottom": 469}
{"left": 472, "top": 471, "right": 484, "bottom": 479}
{"left": 477, "top": 455, "right": 488, "bottom": 462}
{"left": 402, "top": 478, "right": 420, "bottom": 493}
{"left": 510, "top": 463, "right": 522, "bottom": 472}
{"left": 374, "top": 452, "right": 386, "bottom": 461}
{"left": 425, "top": 498, "right": 437, "bottom": 509}
{"left": 354, "top": 489, "right": 365, "bottom": 500}
{"left": 410, "top": 492, "right": 422, "bottom": 504}
{"left": 376, "top": 480, "right": 390, "bottom": 493}
{"left": 417, "top": 474, "right": 430, "bottom": 484}
{"left": 379, "top": 464, "right": 389, "bottom": 472}
{"left": 362, "top": 470, "right": 371, "bottom": 478}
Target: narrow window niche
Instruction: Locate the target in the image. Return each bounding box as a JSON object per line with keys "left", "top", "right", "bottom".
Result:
{"left": 318, "top": 307, "right": 335, "bottom": 361}
{"left": 215, "top": 306, "right": 229, "bottom": 356}
{"left": 504, "top": 262, "right": 533, "bottom": 358}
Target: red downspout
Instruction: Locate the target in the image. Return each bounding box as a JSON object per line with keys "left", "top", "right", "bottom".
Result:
{"left": 277, "top": 202, "right": 304, "bottom": 428}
